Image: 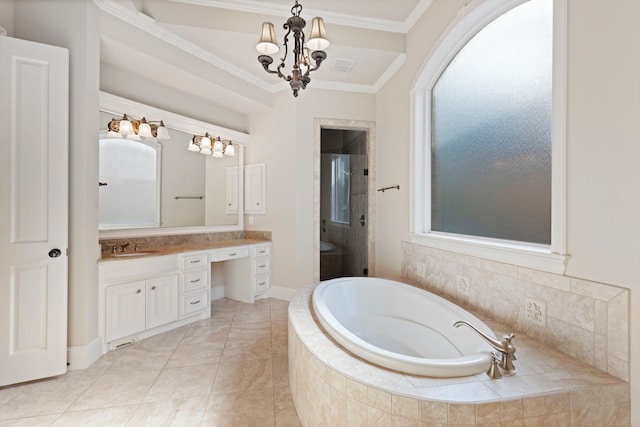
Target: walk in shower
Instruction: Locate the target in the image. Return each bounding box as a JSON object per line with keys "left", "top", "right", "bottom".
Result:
{"left": 319, "top": 129, "right": 368, "bottom": 280}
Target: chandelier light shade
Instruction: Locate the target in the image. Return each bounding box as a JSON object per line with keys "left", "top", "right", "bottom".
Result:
{"left": 107, "top": 114, "right": 170, "bottom": 140}
{"left": 188, "top": 133, "right": 235, "bottom": 158}
{"left": 256, "top": 0, "right": 329, "bottom": 97}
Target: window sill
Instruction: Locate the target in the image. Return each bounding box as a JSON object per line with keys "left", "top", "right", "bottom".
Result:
{"left": 407, "top": 232, "right": 567, "bottom": 275}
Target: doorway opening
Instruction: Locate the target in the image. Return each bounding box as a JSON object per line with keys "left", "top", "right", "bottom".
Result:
{"left": 319, "top": 128, "right": 370, "bottom": 280}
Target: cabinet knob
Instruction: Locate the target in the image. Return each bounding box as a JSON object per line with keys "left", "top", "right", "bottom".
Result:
{"left": 190, "top": 279, "right": 200, "bottom": 283}
{"left": 136, "top": 289, "right": 142, "bottom": 294}
{"left": 190, "top": 300, "right": 201, "bottom": 305}
{"left": 151, "top": 286, "right": 156, "bottom": 290}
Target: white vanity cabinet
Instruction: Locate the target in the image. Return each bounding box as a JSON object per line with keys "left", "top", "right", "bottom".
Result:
{"left": 106, "top": 273, "right": 179, "bottom": 342}
{"left": 252, "top": 244, "right": 271, "bottom": 295}
{"left": 179, "top": 252, "right": 210, "bottom": 319}
{"left": 223, "top": 242, "right": 272, "bottom": 303}
{"left": 99, "top": 253, "right": 205, "bottom": 350}
{"left": 99, "top": 241, "right": 270, "bottom": 352}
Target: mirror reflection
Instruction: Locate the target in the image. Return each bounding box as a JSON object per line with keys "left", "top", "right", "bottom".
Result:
{"left": 99, "top": 111, "right": 241, "bottom": 231}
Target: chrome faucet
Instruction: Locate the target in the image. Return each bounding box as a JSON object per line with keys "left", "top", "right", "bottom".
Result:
{"left": 453, "top": 320, "right": 516, "bottom": 376}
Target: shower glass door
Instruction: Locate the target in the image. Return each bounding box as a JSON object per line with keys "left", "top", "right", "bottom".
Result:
{"left": 320, "top": 129, "right": 368, "bottom": 280}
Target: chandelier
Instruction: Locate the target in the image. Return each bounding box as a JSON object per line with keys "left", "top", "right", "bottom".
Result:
{"left": 107, "top": 114, "right": 170, "bottom": 140}
{"left": 256, "top": 0, "right": 329, "bottom": 97}
{"left": 188, "top": 133, "right": 235, "bottom": 158}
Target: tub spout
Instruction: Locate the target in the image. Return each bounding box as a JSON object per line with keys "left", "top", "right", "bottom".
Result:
{"left": 453, "top": 320, "right": 516, "bottom": 375}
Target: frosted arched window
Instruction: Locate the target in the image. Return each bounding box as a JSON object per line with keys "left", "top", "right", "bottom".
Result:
{"left": 431, "top": 0, "right": 552, "bottom": 244}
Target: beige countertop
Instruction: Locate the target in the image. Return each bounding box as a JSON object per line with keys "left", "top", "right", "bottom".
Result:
{"left": 99, "top": 239, "right": 271, "bottom": 262}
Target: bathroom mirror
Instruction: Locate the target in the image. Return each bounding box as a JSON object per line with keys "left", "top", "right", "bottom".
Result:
{"left": 98, "top": 92, "right": 249, "bottom": 238}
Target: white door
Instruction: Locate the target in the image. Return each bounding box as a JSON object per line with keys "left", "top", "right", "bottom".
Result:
{"left": 0, "top": 37, "right": 69, "bottom": 386}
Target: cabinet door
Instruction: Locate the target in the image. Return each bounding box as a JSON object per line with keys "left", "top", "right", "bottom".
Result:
{"left": 146, "top": 275, "right": 179, "bottom": 329}
{"left": 245, "top": 163, "right": 265, "bottom": 214}
{"left": 226, "top": 166, "right": 238, "bottom": 214}
{"left": 107, "top": 281, "right": 146, "bottom": 342}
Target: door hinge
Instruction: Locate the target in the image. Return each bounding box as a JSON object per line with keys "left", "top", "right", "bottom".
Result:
{"left": 363, "top": 168, "right": 368, "bottom": 176}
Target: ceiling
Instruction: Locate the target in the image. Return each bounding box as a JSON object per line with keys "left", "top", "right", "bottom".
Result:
{"left": 96, "top": 0, "right": 433, "bottom": 112}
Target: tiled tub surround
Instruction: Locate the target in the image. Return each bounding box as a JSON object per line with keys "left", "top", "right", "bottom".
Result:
{"left": 289, "top": 285, "right": 630, "bottom": 426}
{"left": 100, "top": 231, "right": 272, "bottom": 259}
{"left": 400, "top": 242, "right": 629, "bottom": 382}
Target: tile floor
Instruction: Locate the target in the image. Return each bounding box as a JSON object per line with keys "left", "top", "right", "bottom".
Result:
{"left": 0, "top": 298, "right": 302, "bottom": 427}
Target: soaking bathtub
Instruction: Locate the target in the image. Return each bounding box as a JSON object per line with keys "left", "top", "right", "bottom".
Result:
{"left": 312, "top": 277, "right": 494, "bottom": 377}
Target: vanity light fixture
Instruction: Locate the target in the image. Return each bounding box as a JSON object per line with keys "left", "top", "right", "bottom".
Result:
{"left": 188, "top": 133, "right": 235, "bottom": 158}
{"left": 256, "top": 0, "right": 329, "bottom": 97}
{"left": 107, "top": 114, "right": 170, "bottom": 140}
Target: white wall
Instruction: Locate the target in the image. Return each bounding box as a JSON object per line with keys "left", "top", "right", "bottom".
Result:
{"left": 246, "top": 89, "right": 375, "bottom": 290}
{"left": 0, "top": 0, "right": 13, "bottom": 35}
{"left": 13, "top": 0, "right": 101, "bottom": 349}
{"left": 376, "top": 0, "right": 640, "bottom": 424}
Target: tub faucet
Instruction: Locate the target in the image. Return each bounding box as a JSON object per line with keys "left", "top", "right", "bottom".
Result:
{"left": 453, "top": 320, "right": 516, "bottom": 376}
{"left": 120, "top": 241, "right": 131, "bottom": 253}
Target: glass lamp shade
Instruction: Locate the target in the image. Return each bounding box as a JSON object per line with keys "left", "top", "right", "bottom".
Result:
{"left": 107, "top": 130, "right": 120, "bottom": 138}
{"left": 256, "top": 22, "right": 279, "bottom": 55}
{"left": 213, "top": 139, "right": 224, "bottom": 153}
{"left": 138, "top": 119, "right": 153, "bottom": 138}
{"left": 212, "top": 150, "right": 223, "bottom": 158}
{"left": 127, "top": 133, "right": 141, "bottom": 141}
{"left": 155, "top": 122, "right": 170, "bottom": 140}
{"left": 200, "top": 136, "right": 212, "bottom": 154}
{"left": 188, "top": 138, "right": 200, "bottom": 152}
{"left": 118, "top": 118, "right": 134, "bottom": 135}
{"left": 224, "top": 143, "right": 235, "bottom": 156}
{"left": 307, "top": 17, "right": 329, "bottom": 51}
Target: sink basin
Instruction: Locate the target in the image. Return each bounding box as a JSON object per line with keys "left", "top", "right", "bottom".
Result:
{"left": 110, "top": 250, "right": 159, "bottom": 258}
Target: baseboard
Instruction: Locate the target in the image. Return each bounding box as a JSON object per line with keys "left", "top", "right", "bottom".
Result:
{"left": 67, "top": 336, "right": 104, "bottom": 371}
{"left": 269, "top": 285, "right": 297, "bottom": 301}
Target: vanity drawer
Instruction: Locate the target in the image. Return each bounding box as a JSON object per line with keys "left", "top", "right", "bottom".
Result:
{"left": 254, "top": 245, "right": 270, "bottom": 257}
{"left": 216, "top": 247, "right": 249, "bottom": 261}
{"left": 254, "top": 257, "right": 270, "bottom": 274}
{"left": 182, "top": 268, "right": 208, "bottom": 293}
{"left": 182, "top": 253, "right": 208, "bottom": 270}
{"left": 254, "top": 273, "right": 270, "bottom": 294}
{"left": 182, "top": 288, "right": 208, "bottom": 317}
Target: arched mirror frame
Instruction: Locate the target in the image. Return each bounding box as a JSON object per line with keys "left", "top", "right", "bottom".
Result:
{"left": 98, "top": 91, "right": 249, "bottom": 238}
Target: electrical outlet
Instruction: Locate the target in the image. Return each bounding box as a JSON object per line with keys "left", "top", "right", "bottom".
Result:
{"left": 456, "top": 276, "right": 469, "bottom": 296}
{"left": 417, "top": 262, "right": 426, "bottom": 277}
{"left": 524, "top": 297, "right": 546, "bottom": 327}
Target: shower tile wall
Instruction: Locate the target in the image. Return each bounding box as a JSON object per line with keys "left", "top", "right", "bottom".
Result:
{"left": 401, "top": 241, "right": 629, "bottom": 381}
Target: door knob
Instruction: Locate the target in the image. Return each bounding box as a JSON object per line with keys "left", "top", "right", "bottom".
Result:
{"left": 48, "top": 248, "right": 62, "bottom": 258}
{"left": 359, "top": 214, "right": 366, "bottom": 227}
